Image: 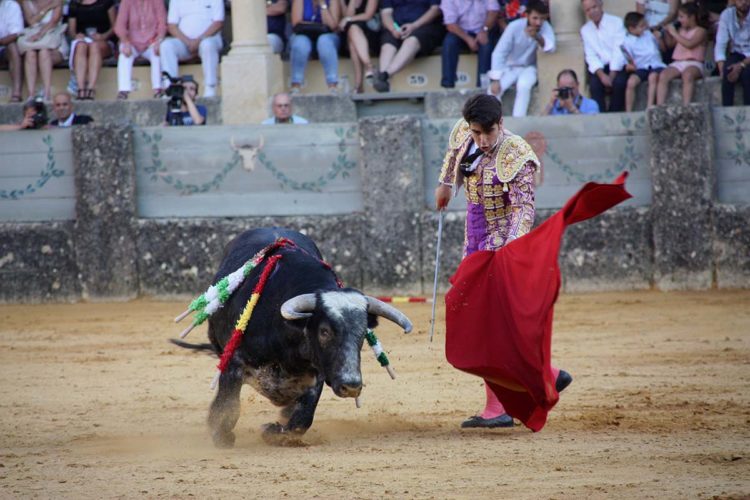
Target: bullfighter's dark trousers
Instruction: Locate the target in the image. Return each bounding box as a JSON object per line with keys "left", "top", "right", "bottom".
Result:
{"left": 722, "top": 52, "right": 750, "bottom": 106}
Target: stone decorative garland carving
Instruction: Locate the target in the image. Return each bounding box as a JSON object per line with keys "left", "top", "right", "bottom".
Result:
{"left": 0, "top": 134, "right": 63, "bottom": 200}
{"left": 544, "top": 115, "right": 647, "bottom": 183}
{"left": 140, "top": 126, "right": 358, "bottom": 195}
{"left": 256, "top": 126, "right": 357, "bottom": 192}
{"left": 723, "top": 110, "right": 750, "bottom": 167}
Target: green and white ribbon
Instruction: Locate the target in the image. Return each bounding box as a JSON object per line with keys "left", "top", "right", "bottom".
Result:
{"left": 174, "top": 245, "right": 274, "bottom": 338}
{"left": 366, "top": 329, "right": 395, "bottom": 380}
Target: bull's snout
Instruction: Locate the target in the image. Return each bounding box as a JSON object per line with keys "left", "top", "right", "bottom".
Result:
{"left": 333, "top": 379, "right": 362, "bottom": 398}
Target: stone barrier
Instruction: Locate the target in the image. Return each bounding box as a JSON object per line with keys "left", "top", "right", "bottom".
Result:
{"left": 0, "top": 104, "right": 748, "bottom": 303}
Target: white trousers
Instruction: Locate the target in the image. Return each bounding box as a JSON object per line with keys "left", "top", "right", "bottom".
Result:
{"left": 487, "top": 65, "right": 537, "bottom": 117}
{"left": 117, "top": 45, "right": 161, "bottom": 92}
{"left": 159, "top": 34, "right": 223, "bottom": 96}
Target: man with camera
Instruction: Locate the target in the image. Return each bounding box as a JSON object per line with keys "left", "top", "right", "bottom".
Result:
{"left": 543, "top": 69, "right": 600, "bottom": 115}
{"left": 49, "top": 92, "right": 93, "bottom": 127}
{"left": 0, "top": 98, "right": 48, "bottom": 131}
{"left": 164, "top": 74, "right": 206, "bottom": 126}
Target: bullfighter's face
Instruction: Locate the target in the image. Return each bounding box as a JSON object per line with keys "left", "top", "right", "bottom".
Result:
{"left": 469, "top": 120, "right": 503, "bottom": 153}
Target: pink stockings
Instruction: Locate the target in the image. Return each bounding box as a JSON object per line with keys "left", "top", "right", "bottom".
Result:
{"left": 480, "top": 366, "right": 560, "bottom": 419}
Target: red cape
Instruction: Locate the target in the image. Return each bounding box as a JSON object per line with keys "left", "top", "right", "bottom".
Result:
{"left": 445, "top": 173, "right": 632, "bottom": 431}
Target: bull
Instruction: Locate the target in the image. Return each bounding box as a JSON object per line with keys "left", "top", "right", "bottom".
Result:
{"left": 178, "top": 227, "right": 413, "bottom": 447}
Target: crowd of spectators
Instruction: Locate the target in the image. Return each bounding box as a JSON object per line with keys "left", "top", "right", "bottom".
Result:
{"left": 0, "top": 0, "right": 224, "bottom": 105}
{"left": 0, "top": 0, "right": 747, "bottom": 125}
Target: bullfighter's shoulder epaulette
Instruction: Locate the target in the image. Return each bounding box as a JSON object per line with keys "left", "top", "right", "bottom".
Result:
{"left": 493, "top": 133, "right": 539, "bottom": 184}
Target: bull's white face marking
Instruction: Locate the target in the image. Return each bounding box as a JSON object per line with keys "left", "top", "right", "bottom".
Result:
{"left": 320, "top": 291, "right": 367, "bottom": 321}
{"left": 319, "top": 291, "right": 366, "bottom": 387}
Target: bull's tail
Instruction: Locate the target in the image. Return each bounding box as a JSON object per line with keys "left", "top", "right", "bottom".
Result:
{"left": 169, "top": 338, "right": 218, "bottom": 356}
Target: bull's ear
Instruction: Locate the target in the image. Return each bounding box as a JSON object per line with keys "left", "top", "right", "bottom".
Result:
{"left": 367, "top": 314, "right": 379, "bottom": 330}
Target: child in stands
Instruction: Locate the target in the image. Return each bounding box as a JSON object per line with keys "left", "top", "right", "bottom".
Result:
{"left": 656, "top": 2, "right": 708, "bottom": 105}
{"left": 612, "top": 11, "right": 666, "bottom": 111}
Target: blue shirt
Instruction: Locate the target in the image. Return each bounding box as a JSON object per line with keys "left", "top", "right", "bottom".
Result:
{"left": 381, "top": 0, "right": 440, "bottom": 26}
{"left": 715, "top": 7, "right": 750, "bottom": 61}
{"left": 550, "top": 95, "right": 600, "bottom": 115}
{"left": 166, "top": 104, "right": 207, "bottom": 126}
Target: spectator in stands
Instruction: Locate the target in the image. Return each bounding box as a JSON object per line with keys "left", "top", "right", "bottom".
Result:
{"left": 487, "top": 0, "right": 555, "bottom": 117}
{"left": 267, "top": 0, "right": 289, "bottom": 55}
{"left": 697, "top": 0, "right": 731, "bottom": 37}
{"left": 0, "top": 97, "right": 47, "bottom": 130}
{"left": 114, "top": 0, "right": 167, "bottom": 100}
{"left": 497, "top": 0, "right": 548, "bottom": 30}
{"left": 542, "top": 68, "right": 600, "bottom": 115}
{"left": 340, "top": 0, "right": 380, "bottom": 93}
{"left": 164, "top": 75, "right": 206, "bottom": 125}
{"left": 716, "top": 0, "right": 750, "bottom": 105}
{"left": 580, "top": 0, "right": 628, "bottom": 112}
{"left": 372, "top": 0, "right": 445, "bottom": 93}
{"left": 440, "top": 0, "right": 499, "bottom": 89}
{"left": 49, "top": 91, "right": 93, "bottom": 125}
{"left": 0, "top": 0, "right": 25, "bottom": 103}
{"left": 290, "top": 0, "right": 341, "bottom": 94}
{"left": 67, "top": 0, "right": 116, "bottom": 101}
{"left": 637, "top": 0, "right": 679, "bottom": 63}
{"left": 262, "top": 92, "right": 309, "bottom": 124}
{"left": 19, "top": 0, "right": 69, "bottom": 102}
{"left": 656, "top": 2, "right": 708, "bottom": 106}
{"left": 611, "top": 11, "right": 665, "bottom": 111}
{"left": 636, "top": 0, "right": 680, "bottom": 29}
{"left": 160, "top": 0, "right": 224, "bottom": 98}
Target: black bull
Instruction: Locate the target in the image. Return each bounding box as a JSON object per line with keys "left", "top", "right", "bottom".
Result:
{"left": 179, "top": 228, "right": 413, "bottom": 447}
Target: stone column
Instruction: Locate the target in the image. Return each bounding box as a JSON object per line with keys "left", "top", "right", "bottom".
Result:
{"left": 648, "top": 104, "right": 715, "bottom": 290}
{"left": 358, "top": 116, "right": 425, "bottom": 294}
{"left": 220, "top": 1, "right": 283, "bottom": 124}
{"left": 535, "top": 0, "right": 586, "bottom": 113}
{"left": 72, "top": 125, "right": 139, "bottom": 300}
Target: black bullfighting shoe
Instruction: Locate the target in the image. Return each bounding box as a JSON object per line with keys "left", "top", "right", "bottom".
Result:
{"left": 461, "top": 414, "right": 515, "bottom": 429}
{"left": 556, "top": 369, "right": 573, "bottom": 393}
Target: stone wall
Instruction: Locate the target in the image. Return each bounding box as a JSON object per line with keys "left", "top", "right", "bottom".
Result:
{"left": 0, "top": 104, "right": 748, "bottom": 304}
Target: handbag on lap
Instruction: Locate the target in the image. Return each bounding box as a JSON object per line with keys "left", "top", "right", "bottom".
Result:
{"left": 292, "top": 22, "right": 331, "bottom": 39}
{"left": 17, "top": 23, "right": 67, "bottom": 54}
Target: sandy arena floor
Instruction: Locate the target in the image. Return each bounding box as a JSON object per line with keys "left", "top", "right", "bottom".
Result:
{"left": 0, "top": 291, "right": 749, "bottom": 499}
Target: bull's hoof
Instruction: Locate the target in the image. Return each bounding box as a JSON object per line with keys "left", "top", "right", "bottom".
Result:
{"left": 212, "top": 430, "right": 236, "bottom": 448}
{"left": 261, "top": 422, "right": 307, "bottom": 447}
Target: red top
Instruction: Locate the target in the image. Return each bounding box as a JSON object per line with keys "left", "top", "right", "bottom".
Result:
{"left": 114, "top": 0, "right": 167, "bottom": 52}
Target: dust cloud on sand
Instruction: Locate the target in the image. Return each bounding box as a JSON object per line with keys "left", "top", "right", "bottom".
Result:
{"left": 1, "top": 291, "right": 749, "bottom": 499}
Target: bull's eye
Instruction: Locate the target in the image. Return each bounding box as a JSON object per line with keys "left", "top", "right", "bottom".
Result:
{"left": 318, "top": 328, "right": 333, "bottom": 343}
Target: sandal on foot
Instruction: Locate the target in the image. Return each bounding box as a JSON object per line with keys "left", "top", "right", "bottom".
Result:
{"left": 76, "top": 89, "right": 86, "bottom": 100}
{"left": 117, "top": 91, "right": 129, "bottom": 100}
{"left": 9, "top": 95, "right": 22, "bottom": 103}
{"left": 85, "top": 89, "right": 95, "bottom": 100}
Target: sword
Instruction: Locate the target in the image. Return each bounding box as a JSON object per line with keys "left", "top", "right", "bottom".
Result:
{"left": 429, "top": 209, "right": 445, "bottom": 343}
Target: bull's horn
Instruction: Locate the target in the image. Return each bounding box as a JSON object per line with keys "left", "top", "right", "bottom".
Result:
{"left": 280, "top": 293, "right": 316, "bottom": 320}
{"left": 365, "top": 296, "right": 413, "bottom": 333}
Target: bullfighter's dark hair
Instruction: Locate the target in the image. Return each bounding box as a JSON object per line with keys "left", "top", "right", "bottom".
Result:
{"left": 527, "top": 1, "right": 549, "bottom": 16}
{"left": 462, "top": 94, "right": 503, "bottom": 130}
{"left": 624, "top": 12, "right": 645, "bottom": 30}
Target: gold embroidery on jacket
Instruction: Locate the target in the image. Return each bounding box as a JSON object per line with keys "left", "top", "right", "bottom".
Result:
{"left": 494, "top": 135, "right": 539, "bottom": 183}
